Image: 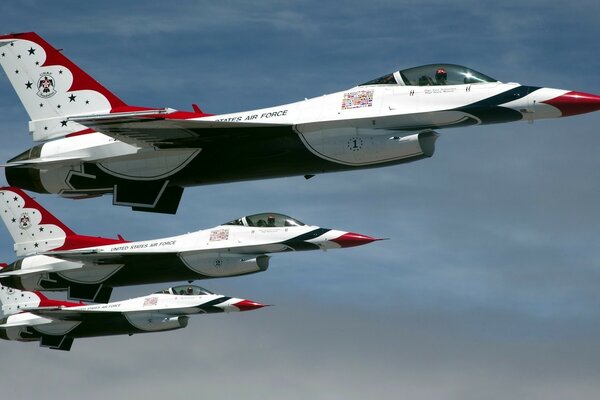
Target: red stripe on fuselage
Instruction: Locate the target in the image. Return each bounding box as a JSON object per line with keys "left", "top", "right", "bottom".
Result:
{"left": 54, "top": 234, "right": 130, "bottom": 251}
{"left": 65, "top": 128, "right": 95, "bottom": 138}
{"left": 35, "top": 291, "right": 85, "bottom": 308}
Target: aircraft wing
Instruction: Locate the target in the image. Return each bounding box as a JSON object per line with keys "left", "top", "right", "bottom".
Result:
{"left": 27, "top": 307, "right": 192, "bottom": 335}
{"left": 41, "top": 250, "right": 181, "bottom": 265}
{"left": 0, "top": 155, "right": 85, "bottom": 168}
{"left": 69, "top": 111, "right": 292, "bottom": 149}
{"left": 28, "top": 308, "right": 121, "bottom": 321}
{"left": 42, "top": 245, "right": 270, "bottom": 264}
{"left": 29, "top": 307, "right": 188, "bottom": 321}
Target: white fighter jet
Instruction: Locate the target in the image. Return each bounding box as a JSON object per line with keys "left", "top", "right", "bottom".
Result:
{"left": 1, "top": 32, "right": 598, "bottom": 213}
{"left": 0, "top": 281, "right": 265, "bottom": 351}
{"left": 0, "top": 187, "right": 379, "bottom": 302}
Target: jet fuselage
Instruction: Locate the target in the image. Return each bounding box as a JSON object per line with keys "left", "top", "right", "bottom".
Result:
{"left": 1, "top": 33, "right": 599, "bottom": 213}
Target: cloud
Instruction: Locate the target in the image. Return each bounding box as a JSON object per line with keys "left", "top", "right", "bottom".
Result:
{"left": 3, "top": 302, "right": 600, "bottom": 400}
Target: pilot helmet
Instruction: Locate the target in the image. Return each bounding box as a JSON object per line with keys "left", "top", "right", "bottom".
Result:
{"left": 435, "top": 67, "right": 447, "bottom": 81}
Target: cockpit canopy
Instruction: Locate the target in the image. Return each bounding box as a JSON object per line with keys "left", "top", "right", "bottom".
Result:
{"left": 156, "top": 285, "right": 214, "bottom": 296}
{"left": 360, "top": 64, "right": 497, "bottom": 87}
{"left": 224, "top": 212, "right": 305, "bottom": 228}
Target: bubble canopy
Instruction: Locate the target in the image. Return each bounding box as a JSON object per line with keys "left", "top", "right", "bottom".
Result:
{"left": 224, "top": 213, "right": 306, "bottom": 228}
{"left": 360, "top": 64, "right": 497, "bottom": 87}
{"left": 156, "top": 285, "right": 214, "bottom": 295}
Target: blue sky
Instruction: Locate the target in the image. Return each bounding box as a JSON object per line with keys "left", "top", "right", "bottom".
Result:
{"left": 1, "top": 1, "right": 600, "bottom": 399}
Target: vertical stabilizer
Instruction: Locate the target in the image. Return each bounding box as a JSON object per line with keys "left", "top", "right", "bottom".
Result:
{"left": 0, "top": 32, "right": 128, "bottom": 141}
{"left": 0, "top": 283, "right": 42, "bottom": 318}
{"left": 0, "top": 187, "right": 129, "bottom": 257}
{"left": 0, "top": 187, "right": 75, "bottom": 256}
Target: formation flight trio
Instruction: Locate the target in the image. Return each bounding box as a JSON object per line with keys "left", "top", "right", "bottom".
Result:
{"left": 0, "top": 32, "right": 598, "bottom": 350}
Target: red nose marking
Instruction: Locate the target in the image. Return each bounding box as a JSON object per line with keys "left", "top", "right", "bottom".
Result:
{"left": 543, "top": 91, "right": 600, "bottom": 117}
{"left": 234, "top": 299, "right": 266, "bottom": 312}
{"left": 331, "top": 232, "right": 379, "bottom": 248}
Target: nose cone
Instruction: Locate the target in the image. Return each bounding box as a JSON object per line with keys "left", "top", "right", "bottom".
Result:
{"left": 543, "top": 91, "right": 600, "bottom": 117}
{"left": 232, "top": 299, "right": 267, "bottom": 312}
{"left": 331, "top": 232, "right": 380, "bottom": 248}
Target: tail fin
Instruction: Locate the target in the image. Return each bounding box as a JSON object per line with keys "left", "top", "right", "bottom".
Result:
{"left": 0, "top": 187, "right": 128, "bottom": 257}
{"left": 0, "top": 32, "right": 128, "bottom": 141}
{"left": 0, "top": 187, "right": 76, "bottom": 256}
{"left": 0, "top": 280, "right": 43, "bottom": 318}
{"left": 0, "top": 274, "right": 84, "bottom": 318}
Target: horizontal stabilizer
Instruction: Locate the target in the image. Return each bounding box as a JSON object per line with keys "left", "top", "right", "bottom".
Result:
{"left": 1, "top": 155, "right": 84, "bottom": 168}
{"left": 0, "top": 266, "right": 57, "bottom": 277}
{"left": 0, "top": 315, "right": 55, "bottom": 328}
{"left": 0, "top": 255, "right": 83, "bottom": 277}
{"left": 0, "top": 262, "right": 81, "bottom": 277}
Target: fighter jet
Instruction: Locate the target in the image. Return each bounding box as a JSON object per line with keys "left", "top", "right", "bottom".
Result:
{"left": 0, "top": 281, "right": 265, "bottom": 351}
{"left": 1, "top": 32, "right": 599, "bottom": 213}
{"left": 0, "top": 187, "right": 378, "bottom": 302}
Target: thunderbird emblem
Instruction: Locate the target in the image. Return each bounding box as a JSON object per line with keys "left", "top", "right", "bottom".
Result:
{"left": 19, "top": 213, "right": 31, "bottom": 229}
{"left": 37, "top": 72, "right": 56, "bottom": 98}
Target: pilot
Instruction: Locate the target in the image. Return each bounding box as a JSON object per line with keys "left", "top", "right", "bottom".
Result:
{"left": 267, "top": 215, "right": 276, "bottom": 227}
{"left": 435, "top": 67, "right": 447, "bottom": 85}
{"left": 187, "top": 286, "right": 194, "bottom": 295}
